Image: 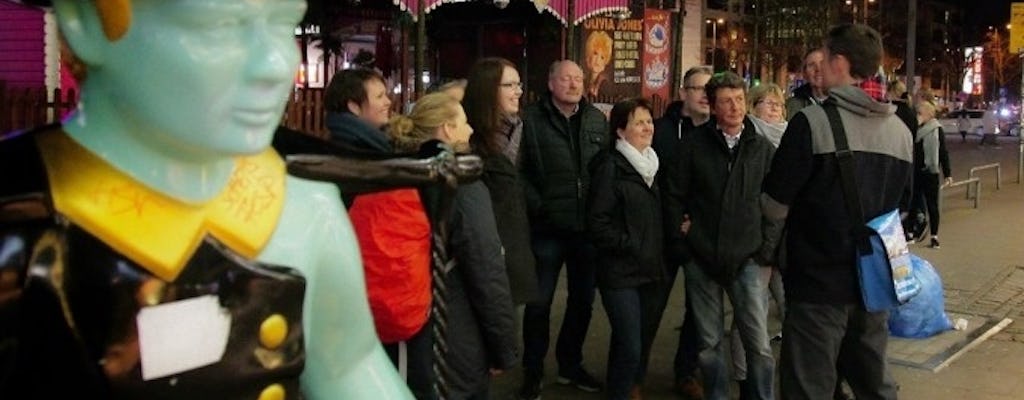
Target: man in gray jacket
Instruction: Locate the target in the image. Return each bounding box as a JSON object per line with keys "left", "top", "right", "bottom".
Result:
{"left": 517, "top": 60, "right": 610, "bottom": 399}
{"left": 760, "top": 24, "right": 913, "bottom": 400}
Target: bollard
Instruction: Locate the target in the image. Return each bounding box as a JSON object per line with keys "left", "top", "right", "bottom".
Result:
{"left": 944, "top": 177, "right": 981, "bottom": 209}
{"left": 968, "top": 163, "right": 1001, "bottom": 190}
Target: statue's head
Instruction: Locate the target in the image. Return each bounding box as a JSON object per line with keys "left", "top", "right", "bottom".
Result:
{"left": 51, "top": 0, "right": 307, "bottom": 157}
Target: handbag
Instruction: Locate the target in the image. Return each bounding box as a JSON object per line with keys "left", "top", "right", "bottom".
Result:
{"left": 824, "top": 104, "right": 921, "bottom": 312}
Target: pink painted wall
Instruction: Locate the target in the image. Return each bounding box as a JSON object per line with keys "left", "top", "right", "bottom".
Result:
{"left": 0, "top": 1, "right": 45, "bottom": 88}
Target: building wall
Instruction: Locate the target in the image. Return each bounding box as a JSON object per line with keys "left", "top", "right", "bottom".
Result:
{"left": 0, "top": 1, "right": 45, "bottom": 89}
{"left": 679, "top": 0, "right": 705, "bottom": 81}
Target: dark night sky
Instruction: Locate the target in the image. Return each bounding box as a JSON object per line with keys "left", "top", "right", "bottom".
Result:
{"left": 962, "top": 0, "right": 1012, "bottom": 45}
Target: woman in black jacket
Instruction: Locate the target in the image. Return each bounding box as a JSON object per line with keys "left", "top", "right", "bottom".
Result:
{"left": 464, "top": 57, "right": 541, "bottom": 306}
{"left": 390, "top": 92, "right": 520, "bottom": 399}
{"left": 587, "top": 98, "right": 667, "bottom": 400}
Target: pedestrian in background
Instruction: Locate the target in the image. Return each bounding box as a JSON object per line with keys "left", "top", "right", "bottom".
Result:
{"left": 911, "top": 100, "right": 952, "bottom": 248}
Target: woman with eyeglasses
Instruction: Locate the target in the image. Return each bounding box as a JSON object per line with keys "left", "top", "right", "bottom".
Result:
{"left": 747, "top": 83, "right": 788, "bottom": 147}
{"left": 463, "top": 57, "right": 539, "bottom": 310}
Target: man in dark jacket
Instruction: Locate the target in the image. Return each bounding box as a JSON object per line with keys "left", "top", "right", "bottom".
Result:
{"left": 760, "top": 24, "right": 912, "bottom": 400}
{"left": 651, "top": 65, "right": 712, "bottom": 399}
{"left": 664, "top": 71, "right": 777, "bottom": 400}
{"left": 786, "top": 48, "right": 828, "bottom": 121}
{"left": 518, "top": 60, "right": 610, "bottom": 399}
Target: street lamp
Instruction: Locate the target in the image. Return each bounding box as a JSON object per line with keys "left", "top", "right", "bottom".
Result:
{"left": 707, "top": 18, "right": 724, "bottom": 70}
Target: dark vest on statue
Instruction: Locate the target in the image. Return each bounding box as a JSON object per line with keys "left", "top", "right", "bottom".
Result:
{"left": 0, "top": 127, "right": 307, "bottom": 399}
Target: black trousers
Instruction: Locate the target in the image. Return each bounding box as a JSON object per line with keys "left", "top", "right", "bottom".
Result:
{"left": 384, "top": 321, "right": 436, "bottom": 400}
{"left": 780, "top": 302, "right": 898, "bottom": 400}
{"left": 913, "top": 172, "right": 941, "bottom": 236}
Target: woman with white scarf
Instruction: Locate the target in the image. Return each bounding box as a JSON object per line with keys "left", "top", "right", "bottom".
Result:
{"left": 911, "top": 100, "right": 953, "bottom": 248}
{"left": 586, "top": 98, "right": 667, "bottom": 400}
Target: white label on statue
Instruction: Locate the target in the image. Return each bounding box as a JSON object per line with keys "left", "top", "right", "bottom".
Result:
{"left": 137, "top": 295, "right": 232, "bottom": 381}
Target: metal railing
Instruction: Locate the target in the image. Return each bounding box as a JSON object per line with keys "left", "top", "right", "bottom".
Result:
{"left": 969, "top": 163, "right": 1001, "bottom": 190}
{"left": 943, "top": 177, "right": 981, "bottom": 209}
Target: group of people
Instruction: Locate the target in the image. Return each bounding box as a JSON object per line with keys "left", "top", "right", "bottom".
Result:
{"left": 320, "top": 22, "right": 957, "bottom": 400}
{"left": 0, "top": 0, "right": 958, "bottom": 398}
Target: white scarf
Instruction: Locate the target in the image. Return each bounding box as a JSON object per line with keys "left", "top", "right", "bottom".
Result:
{"left": 615, "top": 138, "right": 659, "bottom": 187}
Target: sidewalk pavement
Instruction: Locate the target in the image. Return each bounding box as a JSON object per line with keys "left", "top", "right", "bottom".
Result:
{"left": 491, "top": 133, "right": 1024, "bottom": 400}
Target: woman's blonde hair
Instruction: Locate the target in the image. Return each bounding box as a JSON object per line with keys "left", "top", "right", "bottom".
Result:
{"left": 916, "top": 99, "right": 937, "bottom": 120}
{"left": 748, "top": 82, "right": 786, "bottom": 118}
{"left": 586, "top": 31, "right": 613, "bottom": 61}
{"left": 387, "top": 93, "right": 462, "bottom": 152}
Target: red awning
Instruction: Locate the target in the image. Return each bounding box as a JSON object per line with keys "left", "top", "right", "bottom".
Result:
{"left": 394, "top": 0, "right": 627, "bottom": 25}
{"left": 536, "top": 0, "right": 629, "bottom": 26}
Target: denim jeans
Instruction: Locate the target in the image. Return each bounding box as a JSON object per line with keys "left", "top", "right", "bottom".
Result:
{"left": 522, "top": 231, "right": 596, "bottom": 376}
{"left": 685, "top": 259, "right": 774, "bottom": 400}
{"left": 600, "top": 283, "right": 664, "bottom": 400}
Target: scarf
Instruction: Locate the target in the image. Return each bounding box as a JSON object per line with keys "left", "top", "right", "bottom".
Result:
{"left": 615, "top": 138, "right": 659, "bottom": 187}
{"left": 495, "top": 115, "right": 523, "bottom": 164}
{"left": 748, "top": 115, "right": 788, "bottom": 148}
{"left": 325, "top": 111, "right": 392, "bottom": 153}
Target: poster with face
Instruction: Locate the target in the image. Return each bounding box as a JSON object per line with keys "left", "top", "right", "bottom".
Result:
{"left": 581, "top": 16, "right": 642, "bottom": 102}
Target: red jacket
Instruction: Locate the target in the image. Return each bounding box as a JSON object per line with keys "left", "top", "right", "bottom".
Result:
{"left": 349, "top": 188, "right": 432, "bottom": 343}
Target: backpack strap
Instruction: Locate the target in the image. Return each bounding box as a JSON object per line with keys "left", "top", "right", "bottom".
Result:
{"left": 823, "top": 103, "right": 870, "bottom": 252}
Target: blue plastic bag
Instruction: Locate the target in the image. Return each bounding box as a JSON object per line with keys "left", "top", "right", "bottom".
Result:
{"left": 888, "top": 255, "right": 953, "bottom": 338}
{"left": 859, "top": 209, "right": 920, "bottom": 312}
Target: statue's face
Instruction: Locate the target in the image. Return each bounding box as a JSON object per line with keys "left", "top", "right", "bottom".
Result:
{"left": 99, "top": 0, "right": 306, "bottom": 156}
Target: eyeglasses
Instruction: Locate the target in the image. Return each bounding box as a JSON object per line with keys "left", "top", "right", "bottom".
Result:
{"left": 500, "top": 82, "right": 523, "bottom": 90}
{"left": 685, "top": 86, "right": 705, "bottom": 91}
{"left": 757, "top": 100, "right": 784, "bottom": 108}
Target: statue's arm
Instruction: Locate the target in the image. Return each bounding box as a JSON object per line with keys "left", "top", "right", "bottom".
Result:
{"left": 261, "top": 177, "right": 412, "bottom": 400}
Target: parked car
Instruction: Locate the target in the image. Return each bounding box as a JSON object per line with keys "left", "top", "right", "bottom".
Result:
{"left": 939, "top": 108, "right": 1020, "bottom": 137}
{"left": 938, "top": 109, "right": 984, "bottom": 136}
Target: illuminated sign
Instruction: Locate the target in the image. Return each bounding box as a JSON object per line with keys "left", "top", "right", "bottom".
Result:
{"left": 962, "top": 46, "right": 983, "bottom": 95}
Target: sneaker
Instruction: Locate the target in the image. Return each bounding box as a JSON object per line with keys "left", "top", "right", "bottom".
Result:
{"left": 675, "top": 376, "right": 705, "bottom": 400}
{"left": 518, "top": 370, "right": 543, "bottom": 400}
{"left": 929, "top": 238, "right": 940, "bottom": 249}
{"left": 556, "top": 368, "right": 602, "bottom": 393}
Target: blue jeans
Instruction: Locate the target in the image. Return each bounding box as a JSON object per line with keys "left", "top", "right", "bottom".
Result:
{"left": 685, "top": 259, "right": 774, "bottom": 400}
{"left": 522, "top": 231, "right": 596, "bottom": 376}
{"left": 600, "top": 283, "right": 664, "bottom": 400}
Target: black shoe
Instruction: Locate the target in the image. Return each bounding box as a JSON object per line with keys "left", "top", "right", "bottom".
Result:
{"left": 930, "top": 238, "right": 940, "bottom": 249}
{"left": 518, "top": 370, "right": 543, "bottom": 400}
{"left": 556, "top": 368, "right": 602, "bottom": 393}
{"left": 912, "top": 222, "right": 928, "bottom": 242}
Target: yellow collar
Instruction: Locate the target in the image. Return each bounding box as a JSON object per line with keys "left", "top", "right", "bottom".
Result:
{"left": 37, "top": 130, "right": 285, "bottom": 281}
